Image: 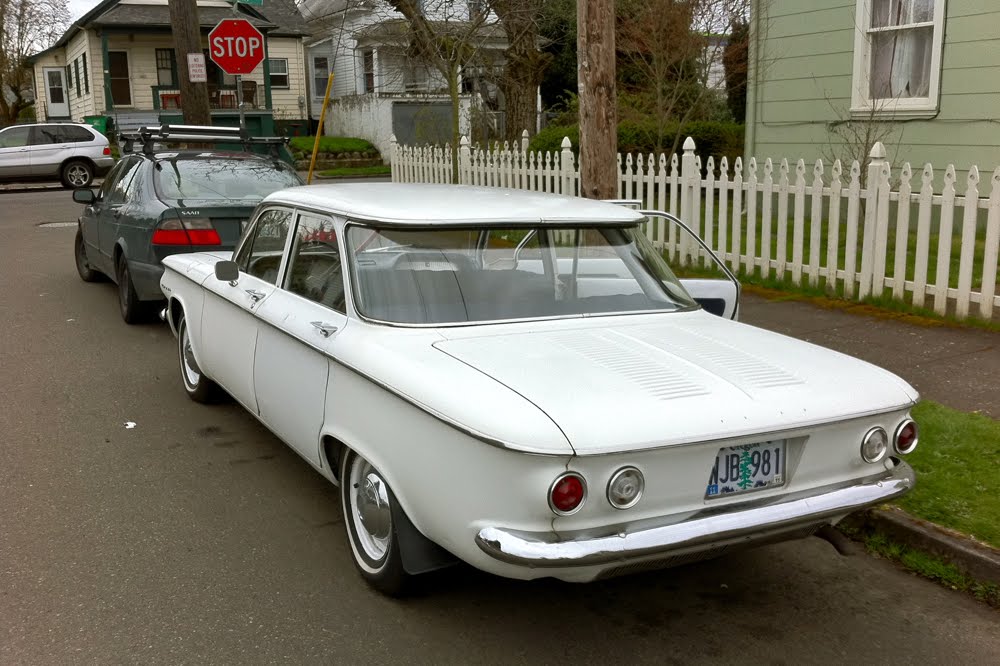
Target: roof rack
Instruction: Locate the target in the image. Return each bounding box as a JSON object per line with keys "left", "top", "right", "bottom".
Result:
{"left": 119, "top": 124, "right": 290, "bottom": 158}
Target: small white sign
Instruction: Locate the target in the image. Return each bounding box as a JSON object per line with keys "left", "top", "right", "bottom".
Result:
{"left": 187, "top": 53, "right": 207, "bottom": 83}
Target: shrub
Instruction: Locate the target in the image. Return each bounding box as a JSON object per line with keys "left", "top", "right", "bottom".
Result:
{"left": 528, "top": 121, "right": 745, "bottom": 170}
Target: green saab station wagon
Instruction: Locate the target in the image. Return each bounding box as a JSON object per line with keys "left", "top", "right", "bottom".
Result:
{"left": 73, "top": 127, "right": 303, "bottom": 323}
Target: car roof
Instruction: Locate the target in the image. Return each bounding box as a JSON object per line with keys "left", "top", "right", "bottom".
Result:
{"left": 261, "top": 184, "right": 646, "bottom": 226}
{"left": 1, "top": 122, "right": 94, "bottom": 130}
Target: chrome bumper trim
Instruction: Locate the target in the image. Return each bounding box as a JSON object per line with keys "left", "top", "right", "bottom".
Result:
{"left": 475, "top": 462, "right": 914, "bottom": 568}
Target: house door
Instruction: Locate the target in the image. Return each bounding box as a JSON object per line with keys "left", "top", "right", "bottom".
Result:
{"left": 108, "top": 51, "right": 132, "bottom": 107}
{"left": 43, "top": 68, "right": 69, "bottom": 118}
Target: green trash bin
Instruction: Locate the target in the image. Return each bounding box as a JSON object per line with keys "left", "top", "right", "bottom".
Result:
{"left": 83, "top": 115, "right": 108, "bottom": 135}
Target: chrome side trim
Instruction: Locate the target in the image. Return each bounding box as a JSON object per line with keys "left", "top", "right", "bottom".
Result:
{"left": 475, "top": 461, "right": 914, "bottom": 568}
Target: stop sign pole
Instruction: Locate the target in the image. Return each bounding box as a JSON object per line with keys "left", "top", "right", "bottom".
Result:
{"left": 208, "top": 18, "right": 266, "bottom": 130}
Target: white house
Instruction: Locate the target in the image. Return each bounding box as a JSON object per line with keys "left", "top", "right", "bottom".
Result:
{"left": 299, "top": 0, "right": 510, "bottom": 156}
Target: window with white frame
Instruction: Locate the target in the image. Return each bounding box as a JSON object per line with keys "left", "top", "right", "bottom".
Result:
{"left": 362, "top": 49, "right": 375, "bottom": 93}
{"left": 852, "top": 0, "right": 946, "bottom": 117}
{"left": 269, "top": 58, "right": 289, "bottom": 88}
{"left": 312, "top": 56, "right": 329, "bottom": 98}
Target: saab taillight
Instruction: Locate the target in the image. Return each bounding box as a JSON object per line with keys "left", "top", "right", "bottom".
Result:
{"left": 102, "top": 147, "right": 111, "bottom": 156}
{"left": 152, "top": 217, "right": 221, "bottom": 246}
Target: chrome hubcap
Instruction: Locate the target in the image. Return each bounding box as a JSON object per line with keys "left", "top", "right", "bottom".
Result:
{"left": 180, "top": 327, "right": 201, "bottom": 387}
{"left": 350, "top": 459, "right": 392, "bottom": 562}
{"left": 67, "top": 165, "right": 88, "bottom": 186}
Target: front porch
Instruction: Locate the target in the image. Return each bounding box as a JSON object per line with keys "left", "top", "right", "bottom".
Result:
{"left": 99, "top": 31, "right": 275, "bottom": 114}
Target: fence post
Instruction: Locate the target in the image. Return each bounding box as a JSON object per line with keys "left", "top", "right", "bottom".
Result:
{"left": 459, "top": 135, "right": 471, "bottom": 185}
{"left": 521, "top": 129, "right": 530, "bottom": 153}
{"left": 679, "top": 137, "right": 696, "bottom": 264}
{"left": 859, "top": 141, "right": 887, "bottom": 300}
{"left": 560, "top": 136, "right": 574, "bottom": 196}
{"left": 390, "top": 134, "right": 398, "bottom": 183}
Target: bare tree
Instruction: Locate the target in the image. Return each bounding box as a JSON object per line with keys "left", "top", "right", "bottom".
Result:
{"left": 0, "top": 0, "right": 69, "bottom": 124}
{"left": 387, "top": 0, "right": 496, "bottom": 182}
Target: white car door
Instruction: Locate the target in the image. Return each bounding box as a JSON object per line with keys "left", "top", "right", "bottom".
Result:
{"left": 200, "top": 207, "right": 294, "bottom": 412}
{"left": 252, "top": 211, "right": 347, "bottom": 467}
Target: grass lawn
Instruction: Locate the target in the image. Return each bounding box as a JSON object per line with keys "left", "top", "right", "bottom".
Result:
{"left": 317, "top": 165, "right": 391, "bottom": 178}
{"left": 290, "top": 136, "right": 377, "bottom": 155}
{"left": 901, "top": 401, "right": 1000, "bottom": 548}
{"left": 858, "top": 530, "right": 999, "bottom": 607}
{"left": 636, "top": 190, "right": 998, "bottom": 308}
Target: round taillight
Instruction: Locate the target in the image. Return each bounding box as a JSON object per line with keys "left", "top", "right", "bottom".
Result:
{"left": 861, "top": 427, "right": 889, "bottom": 463}
{"left": 549, "top": 473, "right": 587, "bottom": 515}
{"left": 607, "top": 466, "right": 645, "bottom": 509}
{"left": 894, "top": 419, "right": 919, "bottom": 455}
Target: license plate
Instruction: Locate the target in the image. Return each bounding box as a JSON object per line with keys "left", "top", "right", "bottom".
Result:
{"left": 705, "top": 440, "right": 785, "bottom": 498}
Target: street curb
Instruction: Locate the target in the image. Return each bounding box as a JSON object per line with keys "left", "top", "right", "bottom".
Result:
{"left": 846, "top": 506, "right": 1000, "bottom": 586}
{"left": 0, "top": 179, "right": 104, "bottom": 195}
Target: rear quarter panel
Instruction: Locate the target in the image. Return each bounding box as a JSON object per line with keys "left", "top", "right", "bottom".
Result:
{"left": 322, "top": 363, "right": 573, "bottom": 567}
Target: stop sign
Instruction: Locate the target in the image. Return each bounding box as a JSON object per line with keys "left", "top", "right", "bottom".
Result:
{"left": 208, "top": 19, "right": 265, "bottom": 75}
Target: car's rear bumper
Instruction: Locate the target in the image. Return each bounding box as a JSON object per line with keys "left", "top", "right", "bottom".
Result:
{"left": 475, "top": 460, "right": 913, "bottom": 573}
{"left": 93, "top": 157, "right": 116, "bottom": 176}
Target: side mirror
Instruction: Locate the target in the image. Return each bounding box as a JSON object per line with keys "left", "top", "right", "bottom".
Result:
{"left": 73, "top": 188, "right": 96, "bottom": 204}
{"left": 214, "top": 260, "right": 239, "bottom": 283}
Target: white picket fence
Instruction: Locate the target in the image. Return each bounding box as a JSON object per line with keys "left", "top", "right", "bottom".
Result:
{"left": 390, "top": 132, "right": 1000, "bottom": 321}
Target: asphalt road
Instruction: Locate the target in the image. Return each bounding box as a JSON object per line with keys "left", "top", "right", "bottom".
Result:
{"left": 1, "top": 189, "right": 997, "bottom": 665}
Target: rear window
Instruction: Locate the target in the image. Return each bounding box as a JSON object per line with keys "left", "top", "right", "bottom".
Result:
{"left": 35, "top": 125, "right": 95, "bottom": 143}
{"left": 154, "top": 158, "right": 302, "bottom": 202}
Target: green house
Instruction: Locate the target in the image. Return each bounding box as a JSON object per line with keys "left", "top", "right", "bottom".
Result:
{"left": 745, "top": 0, "right": 999, "bottom": 180}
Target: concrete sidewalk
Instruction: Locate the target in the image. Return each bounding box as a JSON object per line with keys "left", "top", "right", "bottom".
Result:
{"left": 741, "top": 292, "right": 1000, "bottom": 586}
{"left": 739, "top": 293, "right": 999, "bottom": 419}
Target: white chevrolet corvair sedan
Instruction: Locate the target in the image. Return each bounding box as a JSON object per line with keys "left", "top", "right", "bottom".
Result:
{"left": 159, "top": 183, "right": 919, "bottom": 595}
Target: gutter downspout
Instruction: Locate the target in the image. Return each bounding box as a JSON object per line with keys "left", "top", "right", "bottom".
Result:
{"left": 743, "top": 3, "right": 762, "bottom": 163}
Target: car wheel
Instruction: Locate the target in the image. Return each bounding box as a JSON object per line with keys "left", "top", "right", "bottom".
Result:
{"left": 177, "top": 315, "right": 220, "bottom": 404}
{"left": 62, "top": 160, "right": 94, "bottom": 188}
{"left": 116, "top": 255, "right": 146, "bottom": 324}
{"left": 342, "top": 450, "right": 411, "bottom": 596}
{"left": 74, "top": 227, "right": 104, "bottom": 282}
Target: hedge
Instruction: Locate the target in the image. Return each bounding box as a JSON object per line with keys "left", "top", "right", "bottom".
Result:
{"left": 528, "top": 121, "right": 745, "bottom": 169}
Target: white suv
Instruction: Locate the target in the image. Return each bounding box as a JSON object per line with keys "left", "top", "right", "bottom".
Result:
{"left": 0, "top": 123, "right": 115, "bottom": 188}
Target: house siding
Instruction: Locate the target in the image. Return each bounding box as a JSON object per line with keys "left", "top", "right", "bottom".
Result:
{"left": 268, "top": 37, "right": 308, "bottom": 119}
{"left": 64, "top": 30, "right": 96, "bottom": 119}
{"left": 747, "top": 0, "right": 1000, "bottom": 178}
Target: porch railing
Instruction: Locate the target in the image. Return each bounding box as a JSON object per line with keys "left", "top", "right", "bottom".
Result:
{"left": 150, "top": 85, "right": 259, "bottom": 111}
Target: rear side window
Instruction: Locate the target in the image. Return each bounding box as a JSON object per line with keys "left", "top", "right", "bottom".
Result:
{"left": 285, "top": 213, "right": 345, "bottom": 312}
{"left": 63, "top": 126, "right": 96, "bottom": 142}
{"left": 31, "top": 125, "right": 92, "bottom": 144}
{"left": 104, "top": 157, "right": 143, "bottom": 205}
{"left": 235, "top": 208, "right": 293, "bottom": 285}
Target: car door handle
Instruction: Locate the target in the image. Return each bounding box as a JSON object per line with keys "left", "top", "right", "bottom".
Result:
{"left": 310, "top": 321, "right": 338, "bottom": 337}
{"left": 245, "top": 289, "right": 266, "bottom": 302}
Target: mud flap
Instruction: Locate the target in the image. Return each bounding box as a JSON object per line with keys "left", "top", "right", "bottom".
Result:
{"left": 390, "top": 502, "right": 458, "bottom": 575}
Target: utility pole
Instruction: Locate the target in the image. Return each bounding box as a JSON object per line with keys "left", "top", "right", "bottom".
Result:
{"left": 168, "top": 0, "right": 211, "bottom": 125}
{"left": 577, "top": 0, "right": 617, "bottom": 199}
